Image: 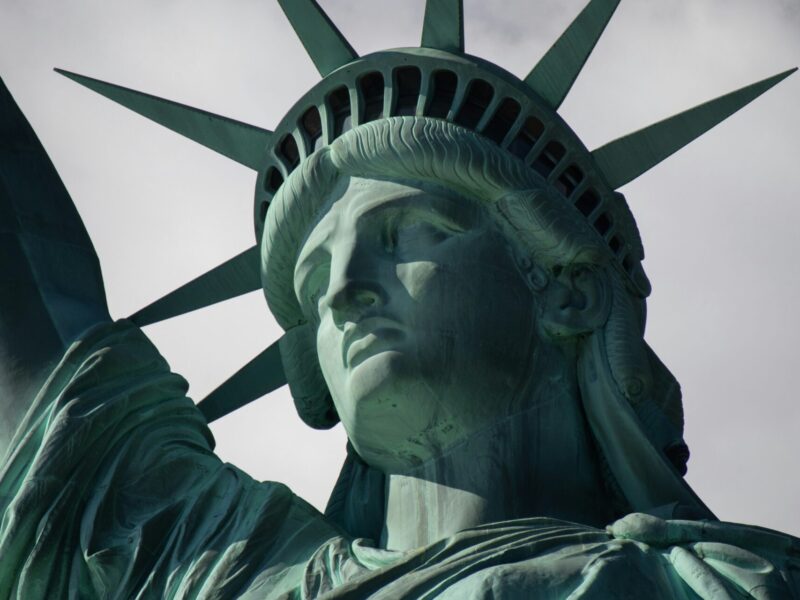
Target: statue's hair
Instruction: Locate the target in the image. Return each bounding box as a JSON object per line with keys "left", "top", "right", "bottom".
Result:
{"left": 260, "top": 117, "right": 688, "bottom": 502}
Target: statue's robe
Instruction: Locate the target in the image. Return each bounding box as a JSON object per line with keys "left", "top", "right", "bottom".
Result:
{"left": 1, "top": 321, "right": 798, "bottom": 599}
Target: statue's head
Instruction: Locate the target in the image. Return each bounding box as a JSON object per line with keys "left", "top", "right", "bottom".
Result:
{"left": 243, "top": 10, "right": 790, "bottom": 519}
{"left": 238, "top": 2, "right": 786, "bottom": 524}
{"left": 262, "top": 117, "right": 684, "bottom": 479}
{"left": 80, "top": 0, "right": 788, "bottom": 528}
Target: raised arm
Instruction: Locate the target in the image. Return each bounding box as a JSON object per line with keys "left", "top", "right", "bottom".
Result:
{"left": 0, "top": 75, "right": 109, "bottom": 454}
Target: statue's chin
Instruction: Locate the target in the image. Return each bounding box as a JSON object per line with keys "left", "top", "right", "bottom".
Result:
{"left": 336, "top": 350, "right": 454, "bottom": 471}
{"left": 343, "top": 349, "right": 410, "bottom": 411}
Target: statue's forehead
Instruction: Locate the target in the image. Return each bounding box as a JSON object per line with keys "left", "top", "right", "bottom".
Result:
{"left": 336, "top": 177, "right": 429, "bottom": 212}
{"left": 314, "top": 176, "right": 482, "bottom": 231}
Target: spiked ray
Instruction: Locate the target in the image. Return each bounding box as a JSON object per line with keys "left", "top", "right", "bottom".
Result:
{"left": 55, "top": 69, "right": 272, "bottom": 170}
{"left": 593, "top": 68, "right": 797, "bottom": 190}
{"left": 421, "top": 0, "right": 464, "bottom": 53}
{"left": 129, "top": 246, "right": 260, "bottom": 327}
{"left": 198, "top": 339, "right": 286, "bottom": 423}
{"left": 524, "top": 0, "right": 620, "bottom": 110}
{"left": 277, "top": 0, "right": 357, "bottom": 77}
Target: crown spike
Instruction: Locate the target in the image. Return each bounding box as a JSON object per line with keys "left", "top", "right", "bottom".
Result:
{"left": 198, "top": 339, "right": 286, "bottom": 423}
{"left": 277, "top": 0, "right": 357, "bottom": 77}
{"left": 55, "top": 69, "right": 272, "bottom": 170}
{"left": 593, "top": 68, "right": 797, "bottom": 190}
{"left": 421, "top": 0, "right": 464, "bottom": 54}
{"left": 129, "top": 246, "right": 260, "bottom": 327}
{"left": 524, "top": 0, "right": 620, "bottom": 110}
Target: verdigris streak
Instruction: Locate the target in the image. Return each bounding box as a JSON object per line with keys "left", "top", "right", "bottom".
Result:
{"left": 1, "top": 0, "right": 798, "bottom": 598}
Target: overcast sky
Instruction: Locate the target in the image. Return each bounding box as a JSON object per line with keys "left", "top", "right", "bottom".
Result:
{"left": 1, "top": 0, "right": 799, "bottom": 535}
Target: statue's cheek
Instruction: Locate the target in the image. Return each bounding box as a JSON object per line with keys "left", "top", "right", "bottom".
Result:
{"left": 395, "top": 261, "right": 440, "bottom": 300}
{"left": 315, "top": 318, "right": 345, "bottom": 379}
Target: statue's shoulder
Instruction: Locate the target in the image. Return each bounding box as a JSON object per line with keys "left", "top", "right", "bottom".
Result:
{"left": 300, "top": 516, "right": 800, "bottom": 598}
{"left": 609, "top": 512, "right": 800, "bottom": 598}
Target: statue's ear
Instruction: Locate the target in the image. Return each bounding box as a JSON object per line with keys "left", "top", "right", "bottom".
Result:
{"left": 279, "top": 323, "right": 339, "bottom": 429}
{"left": 540, "top": 264, "right": 610, "bottom": 339}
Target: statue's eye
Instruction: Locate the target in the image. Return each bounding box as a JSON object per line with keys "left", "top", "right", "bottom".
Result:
{"left": 382, "top": 216, "right": 399, "bottom": 254}
{"left": 309, "top": 288, "right": 322, "bottom": 307}
{"left": 299, "top": 264, "right": 330, "bottom": 316}
{"left": 383, "top": 213, "right": 457, "bottom": 257}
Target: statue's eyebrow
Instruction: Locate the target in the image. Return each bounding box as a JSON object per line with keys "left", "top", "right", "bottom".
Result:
{"left": 295, "top": 244, "right": 329, "bottom": 274}
{"left": 293, "top": 244, "right": 331, "bottom": 313}
{"left": 294, "top": 218, "right": 335, "bottom": 297}
{"left": 296, "top": 204, "right": 338, "bottom": 264}
{"left": 353, "top": 190, "right": 477, "bottom": 232}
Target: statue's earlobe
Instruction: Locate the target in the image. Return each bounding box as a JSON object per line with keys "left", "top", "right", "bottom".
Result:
{"left": 540, "top": 264, "right": 610, "bottom": 339}
{"left": 279, "top": 323, "right": 339, "bottom": 429}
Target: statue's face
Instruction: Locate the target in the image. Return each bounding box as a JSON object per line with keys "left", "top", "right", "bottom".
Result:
{"left": 294, "top": 177, "right": 537, "bottom": 472}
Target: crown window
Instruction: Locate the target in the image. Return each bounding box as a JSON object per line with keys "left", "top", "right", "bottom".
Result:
{"left": 555, "top": 164, "right": 583, "bottom": 197}
{"left": 482, "top": 97, "right": 521, "bottom": 145}
{"left": 301, "top": 106, "right": 323, "bottom": 151}
{"left": 359, "top": 72, "right": 385, "bottom": 123}
{"left": 394, "top": 67, "right": 422, "bottom": 116}
{"left": 575, "top": 190, "right": 600, "bottom": 217}
{"left": 532, "top": 141, "right": 565, "bottom": 178}
{"left": 507, "top": 116, "right": 544, "bottom": 159}
{"left": 622, "top": 254, "right": 635, "bottom": 273}
{"left": 427, "top": 70, "right": 458, "bottom": 119}
{"left": 265, "top": 167, "right": 284, "bottom": 194}
{"left": 328, "top": 85, "right": 352, "bottom": 138}
{"left": 278, "top": 134, "right": 300, "bottom": 169}
{"left": 593, "top": 212, "right": 612, "bottom": 237}
{"left": 455, "top": 79, "right": 494, "bottom": 130}
{"left": 259, "top": 199, "right": 269, "bottom": 222}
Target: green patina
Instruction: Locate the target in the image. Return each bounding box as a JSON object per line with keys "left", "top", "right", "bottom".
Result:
{"left": 0, "top": 1, "right": 798, "bottom": 598}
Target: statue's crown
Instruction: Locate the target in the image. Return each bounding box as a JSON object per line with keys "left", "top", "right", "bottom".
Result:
{"left": 256, "top": 45, "right": 655, "bottom": 295}
{"left": 55, "top": 0, "right": 795, "bottom": 422}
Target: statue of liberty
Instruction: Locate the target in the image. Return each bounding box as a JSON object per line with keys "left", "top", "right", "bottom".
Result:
{"left": 1, "top": 0, "right": 798, "bottom": 597}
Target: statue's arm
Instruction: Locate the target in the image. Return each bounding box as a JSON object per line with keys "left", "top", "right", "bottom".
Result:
{"left": 0, "top": 76, "right": 109, "bottom": 452}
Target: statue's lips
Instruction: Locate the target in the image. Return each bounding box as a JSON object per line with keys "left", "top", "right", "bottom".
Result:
{"left": 342, "top": 319, "right": 405, "bottom": 368}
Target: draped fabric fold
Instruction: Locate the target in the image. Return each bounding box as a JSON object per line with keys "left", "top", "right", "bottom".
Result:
{"left": 0, "top": 320, "right": 338, "bottom": 600}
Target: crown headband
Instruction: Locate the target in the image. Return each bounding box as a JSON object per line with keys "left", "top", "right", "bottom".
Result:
{"left": 55, "top": 0, "right": 795, "bottom": 423}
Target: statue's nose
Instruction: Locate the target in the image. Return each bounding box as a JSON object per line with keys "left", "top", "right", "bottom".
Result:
{"left": 326, "top": 277, "right": 386, "bottom": 328}
{"left": 325, "top": 243, "right": 386, "bottom": 326}
{"left": 329, "top": 283, "right": 382, "bottom": 321}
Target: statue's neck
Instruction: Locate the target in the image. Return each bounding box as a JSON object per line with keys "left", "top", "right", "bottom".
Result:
{"left": 380, "top": 354, "right": 616, "bottom": 551}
